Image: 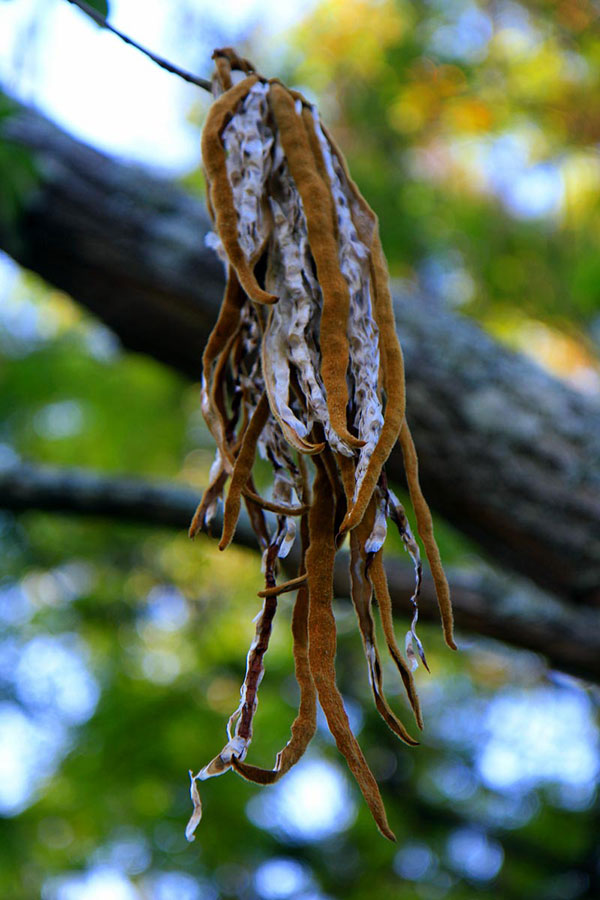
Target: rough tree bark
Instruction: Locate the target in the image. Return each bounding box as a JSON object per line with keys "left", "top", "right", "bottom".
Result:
{"left": 0, "top": 94, "right": 599, "bottom": 609}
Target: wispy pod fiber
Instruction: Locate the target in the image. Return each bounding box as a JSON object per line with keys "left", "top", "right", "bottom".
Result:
{"left": 187, "top": 47, "right": 456, "bottom": 843}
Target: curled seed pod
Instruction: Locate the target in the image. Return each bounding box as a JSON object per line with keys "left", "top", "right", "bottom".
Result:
{"left": 186, "top": 47, "right": 455, "bottom": 843}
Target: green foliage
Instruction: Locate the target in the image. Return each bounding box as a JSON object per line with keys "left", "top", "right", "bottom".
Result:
{"left": 0, "top": 94, "right": 38, "bottom": 233}
{"left": 0, "top": 278, "right": 187, "bottom": 475}
{"left": 289, "top": 0, "right": 600, "bottom": 376}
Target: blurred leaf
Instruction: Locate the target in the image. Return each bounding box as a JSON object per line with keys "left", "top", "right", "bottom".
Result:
{"left": 0, "top": 96, "right": 39, "bottom": 231}
{"left": 78, "top": 0, "right": 109, "bottom": 23}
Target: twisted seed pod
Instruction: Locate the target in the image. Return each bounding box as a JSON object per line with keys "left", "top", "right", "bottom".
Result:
{"left": 186, "top": 48, "right": 455, "bottom": 843}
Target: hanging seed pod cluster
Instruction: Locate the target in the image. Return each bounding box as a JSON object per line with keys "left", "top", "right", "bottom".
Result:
{"left": 187, "top": 48, "right": 456, "bottom": 842}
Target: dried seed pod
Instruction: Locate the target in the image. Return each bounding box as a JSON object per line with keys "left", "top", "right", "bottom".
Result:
{"left": 187, "top": 47, "right": 455, "bottom": 842}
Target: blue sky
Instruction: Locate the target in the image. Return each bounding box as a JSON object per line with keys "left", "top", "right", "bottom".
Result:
{"left": 0, "top": 0, "right": 316, "bottom": 170}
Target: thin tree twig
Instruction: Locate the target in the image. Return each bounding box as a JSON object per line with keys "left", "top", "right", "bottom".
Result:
{"left": 65, "top": 0, "right": 213, "bottom": 93}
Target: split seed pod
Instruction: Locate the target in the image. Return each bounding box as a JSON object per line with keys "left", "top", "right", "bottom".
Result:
{"left": 187, "top": 47, "right": 456, "bottom": 843}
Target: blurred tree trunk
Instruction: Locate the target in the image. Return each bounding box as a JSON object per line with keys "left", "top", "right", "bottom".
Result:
{"left": 1, "top": 93, "right": 599, "bottom": 608}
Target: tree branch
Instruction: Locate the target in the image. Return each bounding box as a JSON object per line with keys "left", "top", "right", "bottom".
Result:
{"left": 2, "top": 461, "right": 599, "bottom": 682}
{"left": 0, "top": 94, "right": 599, "bottom": 606}
{"left": 64, "top": 0, "right": 213, "bottom": 92}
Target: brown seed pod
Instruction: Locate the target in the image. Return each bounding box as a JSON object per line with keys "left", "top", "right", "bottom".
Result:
{"left": 186, "top": 47, "right": 455, "bottom": 843}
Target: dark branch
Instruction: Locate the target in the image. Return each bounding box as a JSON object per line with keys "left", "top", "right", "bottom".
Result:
{"left": 0, "top": 461, "right": 202, "bottom": 533}
{"left": 2, "top": 461, "right": 599, "bottom": 683}
{"left": 0, "top": 94, "right": 599, "bottom": 607}
{"left": 65, "top": 0, "right": 213, "bottom": 93}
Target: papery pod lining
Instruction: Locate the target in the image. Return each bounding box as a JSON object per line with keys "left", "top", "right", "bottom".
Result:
{"left": 202, "top": 75, "right": 278, "bottom": 306}
{"left": 399, "top": 421, "right": 456, "bottom": 650}
{"left": 268, "top": 81, "right": 364, "bottom": 450}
